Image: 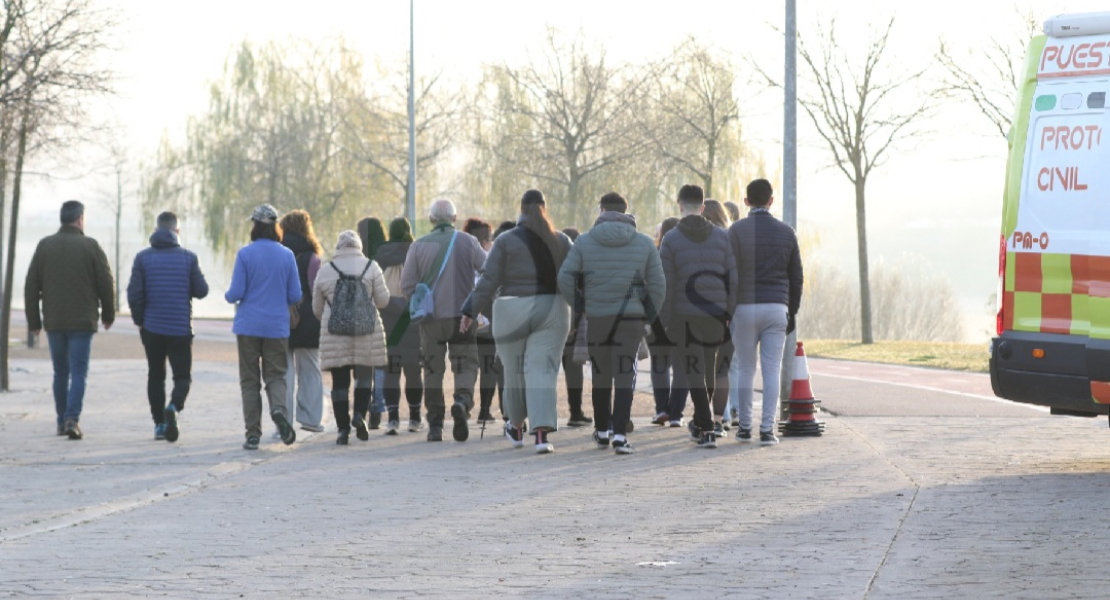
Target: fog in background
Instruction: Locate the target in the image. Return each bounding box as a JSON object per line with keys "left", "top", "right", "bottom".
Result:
{"left": 15, "top": 0, "right": 1110, "bottom": 341}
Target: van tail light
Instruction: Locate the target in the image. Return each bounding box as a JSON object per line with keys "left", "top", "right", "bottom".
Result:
{"left": 997, "top": 233, "right": 1006, "bottom": 336}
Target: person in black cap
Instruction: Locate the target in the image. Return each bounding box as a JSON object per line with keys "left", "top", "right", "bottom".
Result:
{"left": 461, "top": 190, "right": 573, "bottom": 454}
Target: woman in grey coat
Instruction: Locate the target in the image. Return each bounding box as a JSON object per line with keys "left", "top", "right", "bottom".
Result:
{"left": 461, "top": 190, "right": 572, "bottom": 454}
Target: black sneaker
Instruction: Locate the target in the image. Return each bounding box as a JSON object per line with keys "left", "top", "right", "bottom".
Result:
{"left": 242, "top": 436, "right": 260, "bottom": 450}
{"left": 273, "top": 412, "right": 296, "bottom": 445}
{"left": 611, "top": 437, "right": 634, "bottom": 455}
{"left": 504, "top": 422, "right": 524, "bottom": 448}
{"left": 737, "top": 428, "right": 753, "bottom": 443}
{"left": 697, "top": 431, "right": 718, "bottom": 449}
{"left": 567, "top": 414, "right": 593, "bottom": 427}
{"left": 337, "top": 430, "right": 350, "bottom": 445}
{"left": 427, "top": 426, "right": 443, "bottom": 442}
{"left": 713, "top": 421, "right": 726, "bottom": 438}
{"left": 687, "top": 420, "right": 701, "bottom": 441}
{"left": 476, "top": 410, "right": 496, "bottom": 425}
{"left": 721, "top": 420, "right": 731, "bottom": 432}
{"left": 352, "top": 414, "right": 369, "bottom": 441}
{"left": 163, "top": 404, "right": 180, "bottom": 443}
{"left": 759, "top": 430, "right": 779, "bottom": 446}
{"left": 450, "top": 402, "right": 470, "bottom": 442}
{"left": 534, "top": 429, "right": 553, "bottom": 454}
{"left": 593, "top": 430, "right": 610, "bottom": 448}
{"left": 369, "top": 412, "right": 381, "bottom": 430}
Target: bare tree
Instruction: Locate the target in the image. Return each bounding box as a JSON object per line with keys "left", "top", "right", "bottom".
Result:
{"left": 645, "top": 37, "right": 741, "bottom": 198}
{"left": 0, "top": 0, "right": 117, "bottom": 390}
{"left": 340, "top": 63, "right": 462, "bottom": 223}
{"left": 752, "top": 17, "right": 933, "bottom": 344}
{"left": 491, "top": 29, "right": 652, "bottom": 229}
{"left": 937, "top": 9, "right": 1038, "bottom": 139}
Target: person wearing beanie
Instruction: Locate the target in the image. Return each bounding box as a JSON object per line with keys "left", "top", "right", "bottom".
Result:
{"left": 462, "top": 190, "right": 573, "bottom": 454}
{"left": 224, "top": 203, "right": 303, "bottom": 450}
{"left": 312, "top": 230, "right": 391, "bottom": 445}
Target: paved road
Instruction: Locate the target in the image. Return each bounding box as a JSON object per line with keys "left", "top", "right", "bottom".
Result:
{"left": 2, "top": 347, "right": 1110, "bottom": 598}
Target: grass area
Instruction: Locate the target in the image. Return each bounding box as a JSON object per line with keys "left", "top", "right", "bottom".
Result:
{"left": 803, "top": 339, "right": 990, "bottom": 373}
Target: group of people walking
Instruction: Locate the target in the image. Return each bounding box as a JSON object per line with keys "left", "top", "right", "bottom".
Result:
{"left": 24, "top": 178, "right": 802, "bottom": 457}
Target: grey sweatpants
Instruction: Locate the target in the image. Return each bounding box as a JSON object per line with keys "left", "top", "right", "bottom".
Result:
{"left": 492, "top": 294, "right": 571, "bottom": 432}
{"left": 284, "top": 347, "right": 324, "bottom": 428}
{"left": 730, "top": 303, "right": 788, "bottom": 433}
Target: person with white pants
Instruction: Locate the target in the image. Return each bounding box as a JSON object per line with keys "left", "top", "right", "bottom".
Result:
{"left": 727, "top": 179, "right": 803, "bottom": 446}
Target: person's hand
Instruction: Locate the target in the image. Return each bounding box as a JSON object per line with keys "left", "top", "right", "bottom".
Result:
{"left": 786, "top": 313, "right": 796, "bottom": 335}
{"left": 30, "top": 329, "right": 40, "bottom": 336}
{"left": 460, "top": 315, "right": 473, "bottom": 333}
{"left": 103, "top": 320, "right": 113, "bottom": 331}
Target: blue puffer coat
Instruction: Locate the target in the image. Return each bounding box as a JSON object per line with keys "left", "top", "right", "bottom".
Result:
{"left": 557, "top": 211, "right": 665, "bottom": 321}
{"left": 127, "top": 228, "right": 209, "bottom": 336}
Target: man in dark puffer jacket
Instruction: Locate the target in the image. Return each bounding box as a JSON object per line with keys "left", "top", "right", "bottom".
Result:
{"left": 128, "top": 211, "right": 209, "bottom": 442}
{"left": 659, "top": 184, "right": 737, "bottom": 449}
{"left": 557, "top": 192, "right": 665, "bottom": 455}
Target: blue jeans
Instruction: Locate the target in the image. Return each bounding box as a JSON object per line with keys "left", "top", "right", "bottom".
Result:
{"left": 370, "top": 367, "right": 386, "bottom": 414}
{"left": 46, "top": 330, "right": 95, "bottom": 425}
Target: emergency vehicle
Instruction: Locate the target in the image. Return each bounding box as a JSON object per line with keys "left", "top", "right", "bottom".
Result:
{"left": 991, "top": 11, "right": 1110, "bottom": 417}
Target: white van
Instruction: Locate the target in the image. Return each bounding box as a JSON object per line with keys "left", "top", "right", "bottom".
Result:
{"left": 991, "top": 11, "right": 1110, "bottom": 416}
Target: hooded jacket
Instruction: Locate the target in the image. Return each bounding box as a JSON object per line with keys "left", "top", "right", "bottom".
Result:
{"left": 659, "top": 214, "right": 737, "bottom": 324}
{"left": 127, "top": 228, "right": 209, "bottom": 337}
{"left": 557, "top": 211, "right": 665, "bottom": 320}
{"left": 727, "top": 209, "right": 803, "bottom": 314}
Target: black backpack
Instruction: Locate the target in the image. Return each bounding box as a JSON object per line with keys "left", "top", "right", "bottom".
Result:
{"left": 327, "top": 261, "right": 375, "bottom": 336}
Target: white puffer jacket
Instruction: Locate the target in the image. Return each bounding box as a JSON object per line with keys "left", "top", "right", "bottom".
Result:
{"left": 312, "top": 247, "right": 390, "bottom": 370}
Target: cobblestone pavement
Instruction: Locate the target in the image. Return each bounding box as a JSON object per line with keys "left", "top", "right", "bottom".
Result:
{"left": 2, "top": 357, "right": 1109, "bottom": 599}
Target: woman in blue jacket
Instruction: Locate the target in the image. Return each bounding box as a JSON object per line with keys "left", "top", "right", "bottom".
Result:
{"left": 225, "top": 204, "right": 303, "bottom": 450}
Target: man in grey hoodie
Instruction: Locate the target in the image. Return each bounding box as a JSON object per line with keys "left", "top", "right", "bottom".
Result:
{"left": 658, "top": 185, "right": 737, "bottom": 449}
{"left": 557, "top": 192, "right": 665, "bottom": 455}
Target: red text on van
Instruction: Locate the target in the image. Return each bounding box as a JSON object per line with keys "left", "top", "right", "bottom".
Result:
{"left": 1040, "top": 125, "right": 1102, "bottom": 151}
{"left": 1037, "top": 167, "right": 1089, "bottom": 191}
{"left": 1040, "top": 41, "right": 1109, "bottom": 75}
{"left": 1012, "top": 231, "right": 1050, "bottom": 250}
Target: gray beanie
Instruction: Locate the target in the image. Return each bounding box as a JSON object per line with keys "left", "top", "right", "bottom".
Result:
{"left": 336, "top": 230, "right": 362, "bottom": 251}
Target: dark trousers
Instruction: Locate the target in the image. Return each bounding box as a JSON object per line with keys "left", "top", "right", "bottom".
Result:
{"left": 384, "top": 352, "right": 424, "bottom": 417}
{"left": 669, "top": 314, "right": 727, "bottom": 433}
{"left": 587, "top": 315, "right": 644, "bottom": 436}
{"left": 561, "top": 345, "right": 584, "bottom": 416}
{"left": 140, "top": 329, "right": 193, "bottom": 424}
{"left": 647, "top": 320, "right": 689, "bottom": 419}
{"left": 476, "top": 334, "right": 504, "bottom": 415}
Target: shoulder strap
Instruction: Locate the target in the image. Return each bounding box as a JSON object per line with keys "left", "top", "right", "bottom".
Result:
{"left": 429, "top": 231, "right": 458, "bottom": 291}
{"left": 330, "top": 261, "right": 346, "bottom": 277}
{"left": 360, "top": 259, "right": 372, "bottom": 278}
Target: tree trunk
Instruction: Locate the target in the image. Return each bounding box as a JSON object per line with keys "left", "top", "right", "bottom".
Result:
{"left": 854, "top": 178, "right": 873, "bottom": 344}
{"left": 114, "top": 167, "right": 121, "bottom": 312}
{"left": 1, "top": 108, "right": 29, "bottom": 391}
{"left": 705, "top": 139, "right": 716, "bottom": 199}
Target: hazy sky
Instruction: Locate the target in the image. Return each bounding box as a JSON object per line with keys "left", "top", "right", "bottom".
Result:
{"left": 20, "top": 0, "right": 1110, "bottom": 336}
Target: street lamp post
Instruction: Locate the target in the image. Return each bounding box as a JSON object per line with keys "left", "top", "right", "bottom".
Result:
{"left": 407, "top": 0, "right": 416, "bottom": 227}
{"left": 779, "top": 0, "right": 798, "bottom": 422}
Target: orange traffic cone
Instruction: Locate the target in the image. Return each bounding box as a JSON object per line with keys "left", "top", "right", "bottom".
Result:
{"left": 779, "top": 341, "right": 824, "bottom": 436}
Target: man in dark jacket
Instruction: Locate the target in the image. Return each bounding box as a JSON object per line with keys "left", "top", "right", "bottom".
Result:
{"left": 25, "top": 200, "right": 116, "bottom": 440}
{"left": 557, "top": 192, "right": 665, "bottom": 455}
{"left": 727, "top": 179, "right": 803, "bottom": 446}
{"left": 128, "top": 211, "right": 209, "bottom": 442}
{"left": 659, "top": 184, "right": 738, "bottom": 448}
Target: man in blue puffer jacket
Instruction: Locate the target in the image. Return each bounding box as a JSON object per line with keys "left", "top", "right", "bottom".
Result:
{"left": 128, "top": 211, "right": 209, "bottom": 443}
{"left": 557, "top": 192, "right": 665, "bottom": 455}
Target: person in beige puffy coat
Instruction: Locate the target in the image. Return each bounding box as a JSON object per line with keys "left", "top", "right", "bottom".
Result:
{"left": 313, "top": 230, "right": 390, "bottom": 445}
